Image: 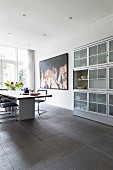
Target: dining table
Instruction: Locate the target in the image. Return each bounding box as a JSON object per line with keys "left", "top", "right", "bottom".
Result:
{"left": 0, "top": 91, "right": 52, "bottom": 121}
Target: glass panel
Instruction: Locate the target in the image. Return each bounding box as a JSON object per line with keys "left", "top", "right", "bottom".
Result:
{"left": 80, "top": 101, "right": 87, "bottom": 110}
{"left": 109, "top": 52, "right": 113, "bottom": 62}
{"left": 89, "top": 69, "right": 97, "bottom": 79}
{"left": 97, "top": 80, "right": 106, "bottom": 89}
{"left": 18, "top": 49, "right": 28, "bottom": 86}
{"left": 97, "top": 94, "right": 106, "bottom": 104}
{"left": 81, "top": 93, "right": 87, "bottom": 101}
{"left": 74, "top": 51, "right": 80, "bottom": 59}
{"left": 98, "top": 43, "right": 106, "bottom": 54}
{"left": 3, "top": 63, "right": 16, "bottom": 87}
{"left": 0, "top": 46, "right": 16, "bottom": 61}
{"left": 74, "top": 101, "right": 81, "bottom": 109}
{"left": 98, "top": 104, "right": 106, "bottom": 114}
{"left": 80, "top": 58, "right": 87, "bottom": 67}
{"left": 89, "top": 93, "right": 97, "bottom": 102}
{"left": 89, "top": 55, "right": 97, "bottom": 65}
{"left": 109, "top": 105, "right": 113, "bottom": 116}
{"left": 80, "top": 49, "right": 87, "bottom": 58}
{"left": 109, "top": 95, "right": 113, "bottom": 105}
{"left": 98, "top": 54, "right": 106, "bottom": 64}
{"left": 89, "top": 103, "right": 97, "bottom": 112}
{"left": 109, "top": 68, "right": 113, "bottom": 78}
{"left": 74, "top": 92, "right": 81, "bottom": 100}
{"left": 18, "top": 65, "right": 27, "bottom": 86}
{"left": 89, "top": 46, "right": 97, "bottom": 56}
{"left": 109, "top": 40, "right": 113, "bottom": 51}
{"left": 98, "top": 69, "right": 106, "bottom": 78}
{"left": 109, "top": 79, "right": 113, "bottom": 89}
{"left": 74, "top": 60, "right": 80, "bottom": 68}
{"left": 89, "top": 80, "right": 98, "bottom": 88}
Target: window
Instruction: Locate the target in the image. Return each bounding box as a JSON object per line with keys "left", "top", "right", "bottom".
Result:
{"left": 18, "top": 49, "right": 28, "bottom": 87}
{"left": 0, "top": 45, "right": 28, "bottom": 88}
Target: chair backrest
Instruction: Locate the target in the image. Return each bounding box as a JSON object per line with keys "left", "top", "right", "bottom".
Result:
{"left": 37, "top": 89, "right": 47, "bottom": 101}
{"left": 0, "top": 89, "right": 8, "bottom": 91}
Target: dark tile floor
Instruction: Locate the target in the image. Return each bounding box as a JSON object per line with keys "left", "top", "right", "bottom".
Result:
{"left": 1, "top": 104, "right": 113, "bottom": 170}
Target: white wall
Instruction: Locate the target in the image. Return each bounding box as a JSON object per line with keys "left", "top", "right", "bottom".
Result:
{"left": 35, "top": 15, "right": 113, "bottom": 110}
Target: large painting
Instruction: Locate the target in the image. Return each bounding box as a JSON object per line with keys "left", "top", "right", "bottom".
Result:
{"left": 40, "top": 53, "right": 68, "bottom": 90}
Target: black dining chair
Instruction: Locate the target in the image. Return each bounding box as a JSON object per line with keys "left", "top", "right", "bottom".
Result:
{"left": 35, "top": 89, "right": 47, "bottom": 115}
{"left": 0, "top": 89, "right": 18, "bottom": 123}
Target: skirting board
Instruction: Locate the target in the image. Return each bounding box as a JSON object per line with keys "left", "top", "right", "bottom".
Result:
{"left": 74, "top": 110, "right": 113, "bottom": 127}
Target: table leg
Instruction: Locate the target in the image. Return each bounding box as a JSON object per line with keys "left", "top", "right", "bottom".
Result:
{"left": 18, "top": 98, "right": 35, "bottom": 121}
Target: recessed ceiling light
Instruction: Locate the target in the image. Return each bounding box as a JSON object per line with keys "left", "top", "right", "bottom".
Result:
{"left": 69, "top": 17, "right": 72, "bottom": 20}
{"left": 23, "top": 14, "right": 26, "bottom": 17}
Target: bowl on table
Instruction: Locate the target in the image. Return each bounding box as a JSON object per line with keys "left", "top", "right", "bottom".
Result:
{"left": 29, "top": 92, "right": 40, "bottom": 96}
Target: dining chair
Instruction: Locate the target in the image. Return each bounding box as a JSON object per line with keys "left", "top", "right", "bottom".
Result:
{"left": 35, "top": 89, "right": 47, "bottom": 115}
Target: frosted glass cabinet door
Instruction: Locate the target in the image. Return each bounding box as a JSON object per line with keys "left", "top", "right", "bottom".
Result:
{"left": 109, "top": 67, "right": 113, "bottom": 89}
{"left": 89, "top": 70, "right": 97, "bottom": 79}
{"left": 89, "top": 80, "right": 98, "bottom": 88}
{"left": 74, "top": 101, "right": 81, "bottom": 109}
{"left": 109, "top": 95, "right": 113, "bottom": 116}
{"left": 89, "top": 43, "right": 107, "bottom": 65}
{"left": 80, "top": 58, "right": 87, "bottom": 67}
{"left": 74, "top": 92, "right": 87, "bottom": 101}
{"left": 109, "top": 40, "right": 113, "bottom": 63}
{"left": 98, "top": 104, "right": 106, "bottom": 114}
{"left": 109, "top": 52, "right": 113, "bottom": 62}
{"left": 109, "top": 40, "right": 113, "bottom": 51}
{"left": 80, "top": 49, "right": 87, "bottom": 58}
{"left": 98, "top": 69, "right": 106, "bottom": 78}
{"left": 109, "top": 106, "right": 113, "bottom": 116}
{"left": 74, "top": 93, "right": 81, "bottom": 100}
{"left": 89, "top": 93, "right": 96, "bottom": 102}
{"left": 74, "top": 60, "right": 80, "bottom": 68}
{"left": 74, "top": 51, "right": 80, "bottom": 59}
{"left": 109, "top": 80, "right": 113, "bottom": 89}
{"left": 80, "top": 101, "right": 87, "bottom": 110}
{"left": 89, "top": 45, "right": 97, "bottom": 56}
{"left": 109, "top": 95, "right": 113, "bottom": 105}
{"left": 89, "top": 103, "right": 97, "bottom": 112}
{"left": 81, "top": 93, "right": 87, "bottom": 101}
{"left": 98, "top": 54, "right": 106, "bottom": 64}
{"left": 98, "top": 43, "right": 106, "bottom": 54}
{"left": 89, "top": 55, "right": 97, "bottom": 65}
{"left": 109, "top": 68, "right": 113, "bottom": 78}
{"left": 97, "top": 94, "right": 106, "bottom": 104}
{"left": 74, "top": 101, "right": 87, "bottom": 110}
{"left": 97, "top": 80, "right": 106, "bottom": 89}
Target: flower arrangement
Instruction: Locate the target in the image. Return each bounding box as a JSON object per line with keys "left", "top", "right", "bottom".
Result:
{"left": 4, "top": 81, "right": 24, "bottom": 90}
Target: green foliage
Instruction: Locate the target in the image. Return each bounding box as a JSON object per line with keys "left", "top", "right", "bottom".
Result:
{"left": 4, "top": 81, "right": 23, "bottom": 90}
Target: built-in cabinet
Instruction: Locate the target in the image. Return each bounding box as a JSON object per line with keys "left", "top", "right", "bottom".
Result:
{"left": 73, "top": 38, "right": 113, "bottom": 124}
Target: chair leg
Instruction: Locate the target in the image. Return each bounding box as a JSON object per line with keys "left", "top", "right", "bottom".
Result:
{"left": 0, "top": 106, "right": 18, "bottom": 123}
{"left": 37, "top": 103, "right": 47, "bottom": 116}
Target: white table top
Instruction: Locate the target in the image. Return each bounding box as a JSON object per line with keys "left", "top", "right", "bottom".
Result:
{"left": 0, "top": 91, "right": 52, "bottom": 100}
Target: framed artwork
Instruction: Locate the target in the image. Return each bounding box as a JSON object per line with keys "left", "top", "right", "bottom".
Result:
{"left": 39, "top": 53, "right": 68, "bottom": 90}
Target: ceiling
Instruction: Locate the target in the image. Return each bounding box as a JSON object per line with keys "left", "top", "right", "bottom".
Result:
{"left": 0, "top": 0, "right": 113, "bottom": 50}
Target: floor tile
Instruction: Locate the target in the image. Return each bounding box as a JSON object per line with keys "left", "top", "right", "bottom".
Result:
{"left": 90, "top": 134, "right": 113, "bottom": 158}
{"left": 64, "top": 146, "right": 113, "bottom": 170}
